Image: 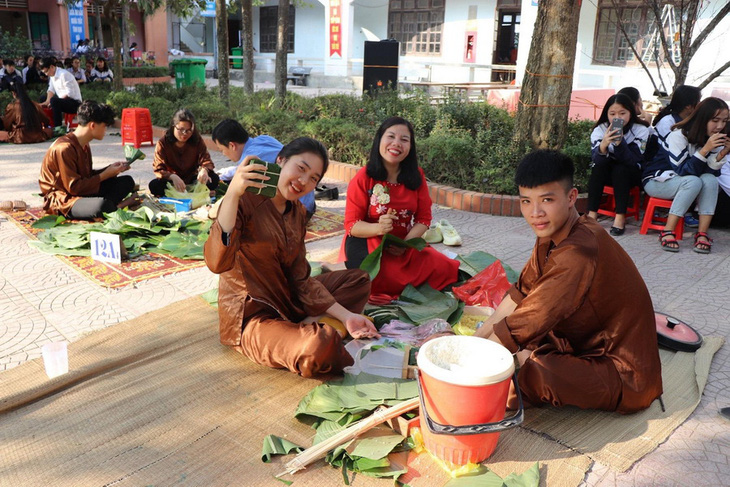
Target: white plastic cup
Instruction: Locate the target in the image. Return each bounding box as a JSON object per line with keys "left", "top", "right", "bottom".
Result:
{"left": 41, "top": 342, "right": 69, "bottom": 379}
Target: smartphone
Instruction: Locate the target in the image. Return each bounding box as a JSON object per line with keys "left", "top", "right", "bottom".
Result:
{"left": 609, "top": 118, "right": 625, "bottom": 139}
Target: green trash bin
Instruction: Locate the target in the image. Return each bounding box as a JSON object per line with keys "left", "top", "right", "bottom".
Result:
{"left": 170, "top": 58, "right": 207, "bottom": 88}
{"left": 231, "top": 47, "right": 242, "bottom": 69}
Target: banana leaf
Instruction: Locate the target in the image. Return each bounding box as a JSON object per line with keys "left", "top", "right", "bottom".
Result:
{"left": 457, "top": 251, "right": 518, "bottom": 283}
{"left": 359, "top": 235, "right": 427, "bottom": 280}
{"left": 201, "top": 288, "right": 218, "bottom": 308}
{"left": 31, "top": 214, "right": 66, "bottom": 229}
{"left": 444, "top": 462, "right": 539, "bottom": 487}
{"left": 244, "top": 159, "right": 281, "bottom": 198}
{"left": 397, "top": 284, "right": 461, "bottom": 325}
{"left": 261, "top": 435, "right": 303, "bottom": 463}
{"left": 124, "top": 144, "right": 146, "bottom": 163}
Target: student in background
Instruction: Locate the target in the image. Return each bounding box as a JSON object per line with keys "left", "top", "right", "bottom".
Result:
{"left": 149, "top": 108, "right": 217, "bottom": 196}
{"left": 212, "top": 119, "right": 317, "bottom": 218}
{"left": 586, "top": 94, "right": 649, "bottom": 236}
{"left": 617, "top": 86, "right": 652, "bottom": 126}
{"left": 0, "top": 80, "right": 52, "bottom": 144}
{"left": 0, "top": 60, "right": 23, "bottom": 91}
{"left": 89, "top": 57, "right": 113, "bottom": 83}
{"left": 38, "top": 56, "right": 82, "bottom": 128}
{"left": 643, "top": 97, "right": 729, "bottom": 253}
{"left": 66, "top": 56, "right": 86, "bottom": 85}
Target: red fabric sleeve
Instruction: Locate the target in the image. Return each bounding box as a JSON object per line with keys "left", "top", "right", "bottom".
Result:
{"left": 413, "top": 168, "right": 432, "bottom": 227}
{"left": 344, "top": 167, "right": 371, "bottom": 235}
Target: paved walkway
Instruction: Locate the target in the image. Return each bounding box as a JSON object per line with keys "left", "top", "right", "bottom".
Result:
{"left": 1, "top": 134, "right": 729, "bottom": 486}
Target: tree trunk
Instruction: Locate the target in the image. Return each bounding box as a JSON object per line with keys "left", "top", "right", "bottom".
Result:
{"left": 216, "top": 0, "right": 230, "bottom": 106}
{"left": 107, "top": 6, "right": 124, "bottom": 92}
{"left": 274, "top": 0, "right": 289, "bottom": 104}
{"left": 241, "top": 0, "right": 254, "bottom": 94}
{"left": 513, "top": 0, "right": 581, "bottom": 150}
{"left": 95, "top": 9, "right": 104, "bottom": 49}
{"left": 121, "top": 2, "right": 130, "bottom": 66}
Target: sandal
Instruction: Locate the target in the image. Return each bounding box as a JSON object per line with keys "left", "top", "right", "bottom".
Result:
{"left": 13, "top": 200, "right": 26, "bottom": 211}
{"left": 0, "top": 201, "right": 12, "bottom": 212}
{"left": 659, "top": 230, "right": 679, "bottom": 252}
{"left": 693, "top": 232, "right": 713, "bottom": 254}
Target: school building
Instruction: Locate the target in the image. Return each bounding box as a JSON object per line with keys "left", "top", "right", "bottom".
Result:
{"left": 0, "top": 0, "right": 169, "bottom": 65}
{"left": 3, "top": 1, "right": 729, "bottom": 103}
{"left": 167, "top": 0, "right": 730, "bottom": 101}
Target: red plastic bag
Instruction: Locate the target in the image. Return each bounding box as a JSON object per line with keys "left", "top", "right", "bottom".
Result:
{"left": 452, "top": 260, "right": 511, "bottom": 308}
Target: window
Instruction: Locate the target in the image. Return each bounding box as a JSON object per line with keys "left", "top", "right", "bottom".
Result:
{"left": 388, "top": 0, "right": 444, "bottom": 56}
{"left": 593, "top": 1, "right": 679, "bottom": 66}
{"left": 259, "top": 5, "right": 295, "bottom": 53}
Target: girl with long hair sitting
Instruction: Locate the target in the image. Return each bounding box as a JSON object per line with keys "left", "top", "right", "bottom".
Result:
{"left": 643, "top": 97, "right": 730, "bottom": 253}
{"left": 0, "top": 81, "right": 52, "bottom": 144}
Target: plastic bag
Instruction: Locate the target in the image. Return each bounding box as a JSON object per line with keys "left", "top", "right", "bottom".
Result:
{"left": 378, "top": 318, "right": 453, "bottom": 347}
{"left": 452, "top": 260, "right": 511, "bottom": 308}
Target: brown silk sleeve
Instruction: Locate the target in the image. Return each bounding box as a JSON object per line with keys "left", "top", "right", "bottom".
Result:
{"left": 197, "top": 138, "right": 214, "bottom": 170}
{"left": 152, "top": 139, "right": 172, "bottom": 179}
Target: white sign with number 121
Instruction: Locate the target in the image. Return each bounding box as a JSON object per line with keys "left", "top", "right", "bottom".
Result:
{"left": 90, "top": 232, "right": 122, "bottom": 264}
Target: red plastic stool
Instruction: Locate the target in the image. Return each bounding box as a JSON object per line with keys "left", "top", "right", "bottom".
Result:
{"left": 121, "top": 107, "right": 154, "bottom": 148}
{"left": 598, "top": 185, "right": 641, "bottom": 221}
{"left": 640, "top": 197, "right": 684, "bottom": 240}
{"left": 42, "top": 107, "right": 55, "bottom": 127}
{"left": 63, "top": 113, "right": 78, "bottom": 130}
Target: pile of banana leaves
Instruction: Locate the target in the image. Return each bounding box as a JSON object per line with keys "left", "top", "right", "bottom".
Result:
{"left": 29, "top": 206, "right": 211, "bottom": 260}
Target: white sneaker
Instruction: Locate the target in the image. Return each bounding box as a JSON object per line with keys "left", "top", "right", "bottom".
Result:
{"left": 437, "top": 219, "right": 462, "bottom": 246}
{"left": 422, "top": 224, "right": 443, "bottom": 243}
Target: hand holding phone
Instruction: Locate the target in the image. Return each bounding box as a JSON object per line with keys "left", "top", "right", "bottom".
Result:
{"left": 609, "top": 118, "right": 625, "bottom": 143}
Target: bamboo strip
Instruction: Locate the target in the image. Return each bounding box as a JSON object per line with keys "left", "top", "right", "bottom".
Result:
{"left": 278, "top": 397, "right": 420, "bottom": 477}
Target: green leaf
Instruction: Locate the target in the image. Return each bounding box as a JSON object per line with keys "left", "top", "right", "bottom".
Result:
{"left": 260, "top": 435, "right": 303, "bottom": 463}
{"left": 443, "top": 462, "right": 540, "bottom": 487}
{"left": 200, "top": 288, "right": 218, "bottom": 308}
{"left": 359, "top": 235, "right": 427, "bottom": 280}
{"left": 31, "top": 214, "right": 66, "bottom": 229}
{"left": 349, "top": 434, "right": 405, "bottom": 460}
{"left": 457, "top": 251, "right": 518, "bottom": 283}
{"left": 397, "top": 284, "right": 460, "bottom": 324}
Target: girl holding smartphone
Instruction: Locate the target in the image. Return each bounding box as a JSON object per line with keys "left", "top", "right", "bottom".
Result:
{"left": 586, "top": 94, "right": 650, "bottom": 236}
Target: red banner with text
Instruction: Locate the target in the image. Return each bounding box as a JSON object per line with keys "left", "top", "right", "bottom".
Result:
{"left": 329, "top": 0, "right": 342, "bottom": 57}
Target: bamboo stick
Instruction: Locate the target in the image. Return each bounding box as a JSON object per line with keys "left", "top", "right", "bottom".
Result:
{"left": 277, "top": 397, "right": 420, "bottom": 477}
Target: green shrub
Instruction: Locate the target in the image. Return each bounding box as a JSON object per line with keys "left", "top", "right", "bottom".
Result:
{"left": 302, "top": 118, "right": 372, "bottom": 166}
{"left": 419, "top": 127, "right": 482, "bottom": 189}
{"left": 0, "top": 90, "right": 11, "bottom": 111}
{"left": 0, "top": 27, "right": 32, "bottom": 60}
{"left": 80, "top": 83, "right": 113, "bottom": 103}
{"left": 184, "top": 100, "right": 235, "bottom": 134}
{"left": 142, "top": 96, "right": 176, "bottom": 127}
{"left": 106, "top": 90, "right": 140, "bottom": 116}
{"left": 122, "top": 66, "right": 169, "bottom": 78}
{"left": 239, "top": 109, "right": 304, "bottom": 143}
{"left": 563, "top": 119, "right": 594, "bottom": 192}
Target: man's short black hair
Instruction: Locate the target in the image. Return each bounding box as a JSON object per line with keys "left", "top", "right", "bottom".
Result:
{"left": 39, "top": 57, "right": 56, "bottom": 70}
{"left": 211, "top": 119, "right": 249, "bottom": 146}
{"left": 515, "top": 150, "right": 574, "bottom": 191}
{"left": 76, "top": 100, "right": 115, "bottom": 127}
{"left": 3, "top": 59, "right": 15, "bottom": 67}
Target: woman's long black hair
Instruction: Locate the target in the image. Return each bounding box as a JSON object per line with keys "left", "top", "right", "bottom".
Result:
{"left": 366, "top": 116, "right": 421, "bottom": 190}
{"left": 9, "top": 81, "right": 42, "bottom": 133}
{"left": 673, "top": 97, "right": 729, "bottom": 146}
{"left": 653, "top": 85, "right": 702, "bottom": 126}
{"left": 163, "top": 108, "right": 201, "bottom": 145}
{"left": 593, "top": 94, "right": 638, "bottom": 132}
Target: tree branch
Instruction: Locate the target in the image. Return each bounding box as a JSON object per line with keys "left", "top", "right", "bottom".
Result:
{"left": 647, "top": 0, "right": 678, "bottom": 76}
{"left": 610, "top": 0, "right": 660, "bottom": 94}
{"left": 688, "top": 1, "right": 730, "bottom": 57}
{"left": 697, "top": 59, "right": 730, "bottom": 91}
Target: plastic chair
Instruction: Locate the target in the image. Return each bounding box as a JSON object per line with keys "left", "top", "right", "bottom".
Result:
{"left": 42, "top": 107, "right": 54, "bottom": 127}
{"left": 63, "top": 113, "right": 78, "bottom": 130}
{"left": 640, "top": 196, "right": 684, "bottom": 240}
{"left": 598, "top": 185, "right": 641, "bottom": 221}
{"left": 121, "top": 107, "right": 154, "bottom": 148}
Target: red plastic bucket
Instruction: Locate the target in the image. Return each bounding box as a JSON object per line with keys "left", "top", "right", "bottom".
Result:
{"left": 416, "top": 335, "right": 518, "bottom": 465}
